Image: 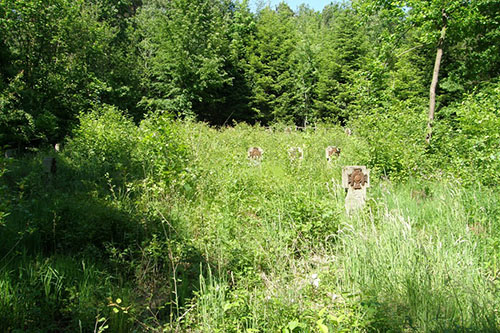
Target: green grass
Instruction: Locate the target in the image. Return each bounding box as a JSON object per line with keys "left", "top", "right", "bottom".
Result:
{"left": 1, "top": 119, "right": 499, "bottom": 331}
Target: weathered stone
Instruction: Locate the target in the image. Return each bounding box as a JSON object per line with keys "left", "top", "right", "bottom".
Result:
{"left": 43, "top": 157, "right": 57, "bottom": 174}
{"left": 342, "top": 166, "right": 370, "bottom": 215}
{"left": 248, "top": 147, "right": 263, "bottom": 159}
{"left": 288, "top": 147, "right": 303, "bottom": 161}
{"left": 248, "top": 147, "right": 263, "bottom": 165}
{"left": 325, "top": 146, "right": 341, "bottom": 162}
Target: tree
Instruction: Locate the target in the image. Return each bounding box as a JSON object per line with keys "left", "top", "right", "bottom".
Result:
{"left": 0, "top": 0, "right": 137, "bottom": 146}
{"left": 247, "top": 2, "right": 297, "bottom": 123}
{"left": 354, "top": 0, "right": 487, "bottom": 144}
{"left": 136, "top": 0, "right": 232, "bottom": 120}
{"left": 289, "top": 5, "right": 321, "bottom": 125}
{"left": 314, "top": 4, "right": 368, "bottom": 123}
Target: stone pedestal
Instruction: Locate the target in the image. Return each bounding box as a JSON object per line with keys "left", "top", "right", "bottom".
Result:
{"left": 342, "top": 166, "right": 370, "bottom": 215}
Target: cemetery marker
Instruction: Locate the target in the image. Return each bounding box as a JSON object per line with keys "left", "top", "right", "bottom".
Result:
{"left": 342, "top": 166, "right": 370, "bottom": 215}
{"left": 326, "top": 146, "right": 341, "bottom": 162}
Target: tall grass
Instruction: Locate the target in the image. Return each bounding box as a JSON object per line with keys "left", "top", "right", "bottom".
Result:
{"left": 336, "top": 183, "right": 500, "bottom": 331}
{"left": 1, "top": 118, "right": 499, "bottom": 331}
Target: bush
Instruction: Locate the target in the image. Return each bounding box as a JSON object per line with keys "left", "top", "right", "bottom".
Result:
{"left": 350, "top": 99, "right": 429, "bottom": 180}
{"left": 134, "top": 111, "right": 188, "bottom": 186}
{"left": 65, "top": 104, "right": 137, "bottom": 182}
{"left": 433, "top": 82, "right": 500, "bottom": 186}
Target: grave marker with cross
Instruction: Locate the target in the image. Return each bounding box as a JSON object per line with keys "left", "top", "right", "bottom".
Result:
{"left": 248, "top": 147, "right": 264, "bottom": 165}
{"left": 342, "top": 166, "right": 370, "bottom": 215}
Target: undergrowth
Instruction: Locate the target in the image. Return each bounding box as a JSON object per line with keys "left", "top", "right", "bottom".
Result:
{"left": 1, "top": 111, "right": 499, "bottom": 331}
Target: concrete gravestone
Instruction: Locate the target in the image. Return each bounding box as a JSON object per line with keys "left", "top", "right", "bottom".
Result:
{"left": 342, "top": 166, "right": 370, "bottom": 215}
{"left": 248, "top": 147, "right": 263, "bottom": 165}
{"left": 325, "top": 146, "right": 341, "bottom": 162}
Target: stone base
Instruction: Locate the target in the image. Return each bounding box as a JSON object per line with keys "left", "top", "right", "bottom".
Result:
{"left": 345, "top": 186, "right": 367, "bottom": 215}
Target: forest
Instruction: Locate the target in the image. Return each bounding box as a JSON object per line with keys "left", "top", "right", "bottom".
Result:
{"left": 1, "top": 0, "right": 500, "bottom": 331}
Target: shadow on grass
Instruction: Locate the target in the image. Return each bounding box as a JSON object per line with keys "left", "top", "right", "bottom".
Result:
{"left": 0, "top": 152, "right": 210, "bottom": 331}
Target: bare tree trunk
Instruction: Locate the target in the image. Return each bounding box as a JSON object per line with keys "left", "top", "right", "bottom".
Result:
{"left": 426, "top": 10, "right": 448, "bottom": 145}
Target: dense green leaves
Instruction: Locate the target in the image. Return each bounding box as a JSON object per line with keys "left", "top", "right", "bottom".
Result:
{"left": 0, "top": 0, "right": 140, "bottom": 146}
{"left": 137, "top": 0, "right": 232, "bottom": 118}
{"left": 1, "top": 0, "right": 499, "bottom": 182}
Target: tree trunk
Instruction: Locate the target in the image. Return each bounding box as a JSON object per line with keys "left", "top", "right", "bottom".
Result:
{"left": 426, "top": 10, "right": 448, "bottom": 145}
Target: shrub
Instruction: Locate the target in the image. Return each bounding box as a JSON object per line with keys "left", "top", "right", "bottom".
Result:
{"left": 433, "top": 82, "right": 500, "bottom": 186}
{"left": 350, "top": 99, "right": 429, "bottom": 180}
{"left": 134, "top": 111, "right": 188, "bottom": 186}
{"left": 65, "top": 104, "right": 137, "bottom": 182}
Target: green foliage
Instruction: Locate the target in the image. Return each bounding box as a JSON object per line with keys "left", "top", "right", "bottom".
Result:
{"left": 433, "top": 82, "right": 500, "bottom": 186}
{"left": 2, "top": 122, "right": 500, "bottom": 331}
{"left": 137, "top": 0, "right": 232, "bottom": 118}
{"left": 351, "top": 100, "right": 429, "bottom": 179}
{"left": 1, "top": 0, "right": 500, "bottom": 331}
{"left": 66, "top": 104, "right": 137, "bottom": 181}
{"left": 0, "top": 256, "right": 136, "bottom": 332}
{"left": 0, "top": 0, "right": 141, "bottom": 145}
{"left": 0, "top": 72, "right": 34, "bottom": 146}
{"left": 135, "top": 112, "right": 188, "bottom": 185}
{"left": 337, "top": 181, "right": 500, "bottom": 331}
{"left": 248, "top": 3, "right": 297, "bottom": 122}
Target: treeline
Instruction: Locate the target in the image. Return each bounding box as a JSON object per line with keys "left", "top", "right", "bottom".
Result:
{"left": 1, "top": 0, "right": 500, "bottom": 179}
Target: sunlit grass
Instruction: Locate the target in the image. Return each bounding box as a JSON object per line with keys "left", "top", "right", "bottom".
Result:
{"left": 1, "top": 120, "right": 499, "bottom": 331}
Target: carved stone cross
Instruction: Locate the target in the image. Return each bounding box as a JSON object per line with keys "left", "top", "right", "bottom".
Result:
{"left": 348, "top": 168, "right": 368, "bottom": 190}
{"left": 248, "top": 147, "right": 264, "bottom": 165}
{"left": 248, "top": 147, "right": 263, "bottom": 159}
{"left": 342, "top": 166, "right": 370, "bottom": 215}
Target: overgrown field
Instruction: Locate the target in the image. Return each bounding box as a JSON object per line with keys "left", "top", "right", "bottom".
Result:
{"left": 1, "top": 110, "right": 500, "bottom": 332}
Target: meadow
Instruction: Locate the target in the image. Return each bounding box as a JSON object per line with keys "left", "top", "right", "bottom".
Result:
{"left": 1, "top": 110, "right": 499, "bottom": 332}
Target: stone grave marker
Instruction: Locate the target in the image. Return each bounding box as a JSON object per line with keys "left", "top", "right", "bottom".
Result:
{"left": 43, "top": 157, "right": 57, "bottom": 175}
{"left": 325, "top": 146, "right": 341, "bottom": 162}
{"left": 288, "top": 147, "right": 303, "bottom": 161}
{"left": 248, "top": 147, "right": 263, "bottom": 165}
{"left": 342, "top": 166, "right": 370, "bottom": 215}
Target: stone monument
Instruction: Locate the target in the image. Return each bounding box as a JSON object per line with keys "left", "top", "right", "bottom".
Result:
{"left": 325, "top": 146, "right": 341, "bottom": 162}
{"left": 248, "top": 147, "right": 263, "bottom": 165}
{"left": 342, "top": 166, "right": 370, "bottom": 215}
